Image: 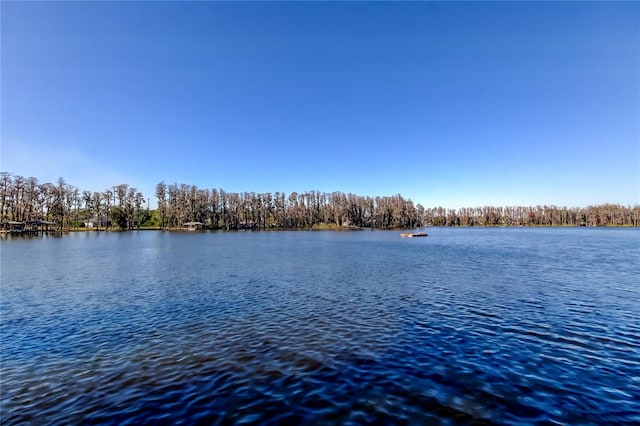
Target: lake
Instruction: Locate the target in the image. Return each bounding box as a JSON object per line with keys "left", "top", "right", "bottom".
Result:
{"left": 1, "top": 228, "right": 639, "bottom": 425}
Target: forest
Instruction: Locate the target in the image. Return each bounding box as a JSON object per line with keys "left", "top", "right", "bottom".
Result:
{"left": 1, "top": 173, "right": 639, "bottom": 231}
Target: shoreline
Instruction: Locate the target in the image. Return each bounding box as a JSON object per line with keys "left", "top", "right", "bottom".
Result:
{"left": 1, "top": 223, "right": 637, "bottom": 237}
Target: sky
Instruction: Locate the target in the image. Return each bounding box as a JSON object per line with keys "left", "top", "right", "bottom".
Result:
{"left": 2, "top": 1, "right": 639, "bottom": 209}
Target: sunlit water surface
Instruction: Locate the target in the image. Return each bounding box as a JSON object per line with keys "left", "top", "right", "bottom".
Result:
{"left": 2, "top": 228, "right": 639, "bottom": 425}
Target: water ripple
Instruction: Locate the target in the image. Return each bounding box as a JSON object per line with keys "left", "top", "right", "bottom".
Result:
{"left": 2, "top": 229, "right": 639, "bottom": 424}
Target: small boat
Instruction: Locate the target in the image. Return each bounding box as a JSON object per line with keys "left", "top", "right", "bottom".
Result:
{"left": 400, "top": 231, "right": 428, "bottom": 238}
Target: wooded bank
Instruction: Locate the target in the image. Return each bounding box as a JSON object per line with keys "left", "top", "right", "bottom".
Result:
{"left": 2, "top": 173, "right": 638, "bottom": 231}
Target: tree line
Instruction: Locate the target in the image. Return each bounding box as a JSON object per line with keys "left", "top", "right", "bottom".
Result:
{"left": 421, "top": 205, "right": 640, "bottom": 227}
{"left": 1, "top": 173, "right": 639, "bottom": 230}
{"left": 154, "top": 182, "right": 422, "bottom": 230}
{"left": 0, "top": 173, "right": 148, "bottom": 231}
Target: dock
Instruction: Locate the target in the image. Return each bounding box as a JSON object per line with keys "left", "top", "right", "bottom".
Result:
{"left": 0, "top": 220, "right": 57, "bottom": 234}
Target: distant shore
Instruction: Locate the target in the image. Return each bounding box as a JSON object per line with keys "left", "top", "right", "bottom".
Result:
{"left": 2, "top": 223, "right": 638, "bottom": 238}
{"left": 2, "top": 173, "right": 639, "bottom": 231}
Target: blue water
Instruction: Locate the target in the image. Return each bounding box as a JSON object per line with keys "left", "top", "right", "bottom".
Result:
{"left": 1, "top": 228, "right": 639, "bottom": 424}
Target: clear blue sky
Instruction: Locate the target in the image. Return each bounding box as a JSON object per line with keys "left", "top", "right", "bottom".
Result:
{"left": 2, "top": 1, "right": 639, "bottom": 208}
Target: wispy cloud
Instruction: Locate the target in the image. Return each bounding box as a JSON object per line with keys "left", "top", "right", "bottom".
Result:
{"left": 1, "top": 138, "right": 136, "bottom": 193}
